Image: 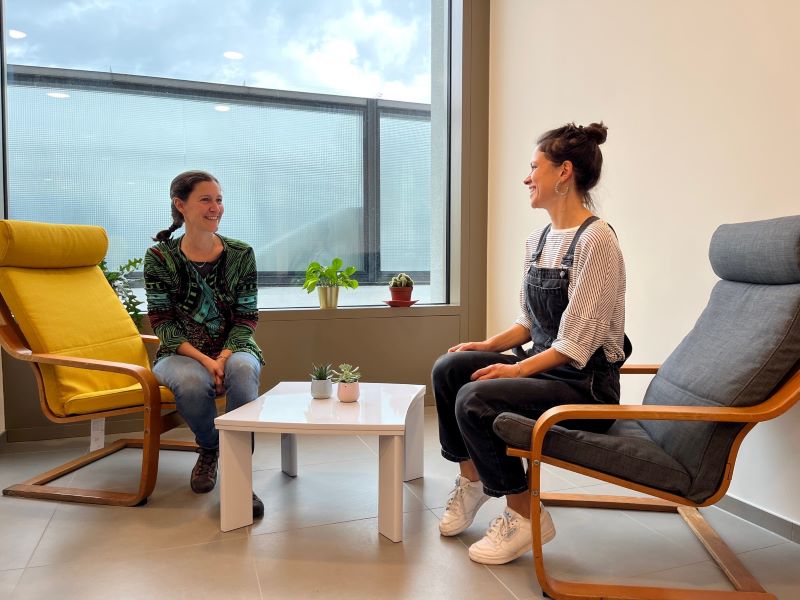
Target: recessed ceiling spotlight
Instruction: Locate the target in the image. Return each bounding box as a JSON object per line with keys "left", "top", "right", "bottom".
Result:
{"left": 214, "top": 104, "right": 231, "bottom": 112}
{"left": 9, "top": 29, "right": 27, "bottom": 39}
{"left": 47, "top": 92, "right": 70, "bottom": 99}
{"left": 223, "top": 51, "right": 244, "bottom": 60}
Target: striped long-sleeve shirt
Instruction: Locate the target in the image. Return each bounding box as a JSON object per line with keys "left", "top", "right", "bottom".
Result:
{"left": 514, "top": 219, "right": 626, "bottom": 369}
{"left": 144, "top": 235, "right": 264, "bottom": 365}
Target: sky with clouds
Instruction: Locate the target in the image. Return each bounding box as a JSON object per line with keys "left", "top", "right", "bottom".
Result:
{"left": 4, "top": 0, "right": 433, "bottom": 102}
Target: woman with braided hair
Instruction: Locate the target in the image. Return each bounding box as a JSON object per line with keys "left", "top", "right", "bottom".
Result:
{"left": 144, "top": 170, "right": 265, "bottom": 518}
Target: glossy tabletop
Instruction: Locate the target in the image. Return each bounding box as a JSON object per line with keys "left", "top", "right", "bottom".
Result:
{"left": 214, "top": 381, "right": 426, "bottom": 435}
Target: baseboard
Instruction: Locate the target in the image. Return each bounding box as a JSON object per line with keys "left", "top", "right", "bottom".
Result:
{"left": 718, "top": 494, "right": 800, "bottom": 544}
{"left": 4, "top": 417, "right": 145, "bottom": 443}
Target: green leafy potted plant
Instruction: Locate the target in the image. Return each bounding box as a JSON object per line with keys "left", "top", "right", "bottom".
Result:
{"left": 302, "top": 257, "right": 359, "bottom": 309}
{"left": 100, "top": 257, "right": 144, "bottom": 328}
{"left": 389, "top": 272, "right": 414, "bottom": 303}
{"left": 309, "top": 363, "right": 333, "bottom": 399}
{"left": 331, "top": 363, "right": 362, "bottom": 402}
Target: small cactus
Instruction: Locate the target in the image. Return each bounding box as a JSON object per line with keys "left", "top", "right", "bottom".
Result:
{"left": 389, "top": 273, "right": 414, "bottom": 287}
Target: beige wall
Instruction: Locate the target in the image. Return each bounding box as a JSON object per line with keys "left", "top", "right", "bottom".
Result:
{"left": 0, "top": 362, "right": 5, "bottom": 438}
{"left": 488, "top": 0, "right": 799, "bottom": 523}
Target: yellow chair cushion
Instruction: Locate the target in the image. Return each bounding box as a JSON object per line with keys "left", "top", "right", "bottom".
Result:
{"left": 0, "top": 221, "right": 165, "bottom": 417}
{"left": 0, "top": 220, "right": 107, "bottom": 268}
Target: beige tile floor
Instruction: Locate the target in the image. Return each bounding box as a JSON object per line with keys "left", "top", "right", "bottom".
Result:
{"left": 1, "top": 406, "right": 798, "bottom": 599}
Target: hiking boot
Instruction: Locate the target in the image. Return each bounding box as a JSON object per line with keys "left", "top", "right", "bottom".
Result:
{"left": 252, "top": 492, "right": 265, "bottom": 519}
{"left": 439, "top": 475, "right": 490, "bottom": 536}
{"left": 190, "top": 447, "right": 218, "bottom": 493}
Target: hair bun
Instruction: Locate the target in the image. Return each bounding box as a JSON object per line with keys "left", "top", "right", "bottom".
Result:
{"left": 582, "top": 122, "right": 608, "bottom": 145}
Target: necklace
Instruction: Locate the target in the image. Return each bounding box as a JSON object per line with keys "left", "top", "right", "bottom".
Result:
{"left": 192, "top": 260, "right": 208, "bottom": 268}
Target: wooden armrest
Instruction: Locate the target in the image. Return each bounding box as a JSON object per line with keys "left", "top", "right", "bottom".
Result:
{"left": 140, "top": 334, "right": 160, "bottom": 345}
{"left": 25, "top": 351, "right": 162, "bottom": 409}
{"left": 620, "top": 364, "right": 660, "bottom": 375}
{"left": 521, "top": 368, "right": 800, "bottom": 457}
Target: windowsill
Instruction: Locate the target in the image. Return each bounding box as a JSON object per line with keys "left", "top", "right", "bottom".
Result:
{"left": 257, "top": 303, "right": 462, "bottom": 320}
{"left": 134, "top": 284, "right": 460, "bottom": 319}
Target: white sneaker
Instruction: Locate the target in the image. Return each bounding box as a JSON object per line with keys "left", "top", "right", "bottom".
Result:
{"left": 438, "top": 475, "right": 490, "bottom": 536}
{"left": 468, "top": 505, "right": 556, "bottom": 565}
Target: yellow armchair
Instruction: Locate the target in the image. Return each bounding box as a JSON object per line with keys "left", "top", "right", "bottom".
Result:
{"left": 0, "top": 220, "right": 205, "bottom": 506}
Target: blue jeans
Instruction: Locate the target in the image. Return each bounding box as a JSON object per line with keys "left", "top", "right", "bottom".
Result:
{"left": 153, "top": 352, "right": 262, "bottom": 450}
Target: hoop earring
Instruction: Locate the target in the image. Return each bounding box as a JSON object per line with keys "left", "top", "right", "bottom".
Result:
{"left": 554, "top": 181, "right": 569, "bottom": 196}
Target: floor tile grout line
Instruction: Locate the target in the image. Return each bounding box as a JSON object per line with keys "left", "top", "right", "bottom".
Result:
{"left": 356, "top": 434, "right": 379, "bottom": 457}
{"left": 483, "top": 565, "right": 526, "bottom": 599}
{"left": 734, "top": 540, "right": 790, "bottom": 557}
{"left": 253, "top": 554, "right": 265, "bottom": 600}
{"left": 18, "top": 501, "right": 59, "bottom": 585}
{"left": 623, "top": 556, "right": 726, "bottom": 582}
{"left": 22, "top": 526, "right": 254, "bottom": 572}
{"left": 705, "top": 505, "right": 794, "bottom": 549}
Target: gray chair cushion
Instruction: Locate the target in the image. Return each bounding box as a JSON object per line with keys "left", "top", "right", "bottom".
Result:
{"left": 710, "top": 215, "right": 800, "bottom": 284}
{"left": 639, "top": 217, "right": 800, "bottom": 501}
{"left": 493, "top": 414, "right": 691, "bottom": 496}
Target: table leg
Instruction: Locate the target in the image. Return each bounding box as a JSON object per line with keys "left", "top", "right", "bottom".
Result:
{"left": 219, "top": 429, "right": 253, "bottom": 532}
{"left": 403, "top": 394, "right": 424, "bottom": 481}
{"left": 378, "top": 434, "right": 404, "bottom": 542}
{"left": 281, "top": 433, "right": 297, "bottom": 477}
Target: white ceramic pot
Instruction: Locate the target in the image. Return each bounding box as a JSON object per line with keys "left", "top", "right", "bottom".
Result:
{"left": 310, "top": 378, "right": 333, "bottom": 399}
{"left": 337, "top": 381, "right": 360, "bottom": 402}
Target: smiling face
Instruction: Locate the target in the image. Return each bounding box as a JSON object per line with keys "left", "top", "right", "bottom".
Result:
{"left": 173, "top": 180, "right": 223, "bottom": 233}
{"left": 523, "top": 149, "right": 565, "bottom": 210}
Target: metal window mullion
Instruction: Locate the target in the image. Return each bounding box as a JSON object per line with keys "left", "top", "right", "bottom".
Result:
{"left": 364, "top": 99, "right": 380, "bottom": 284}
{"left": 1, "top": 0, "right": 9, "bottom": 219}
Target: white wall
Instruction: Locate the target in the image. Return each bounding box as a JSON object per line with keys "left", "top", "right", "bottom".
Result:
{"left": 488, "top": 0, "right": 800, "bottom": 524}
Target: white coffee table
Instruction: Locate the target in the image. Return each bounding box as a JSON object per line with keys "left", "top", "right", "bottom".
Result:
{"left": 214, "top": 381, "right": 425, "bottom": 542}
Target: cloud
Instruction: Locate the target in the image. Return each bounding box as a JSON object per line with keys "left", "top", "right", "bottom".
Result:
{"left": 278, "top": 4, "right": 430, "bottom": 102}
{"left": 4, "top": 0, "right": 432, "bottom": 103}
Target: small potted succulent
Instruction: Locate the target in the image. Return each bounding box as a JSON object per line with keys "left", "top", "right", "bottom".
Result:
{"left": 302, "top": 258, "right": 359, "bottom": 309}
{"left": 309, "top": 363, "right": 333, "bottom": 399}
{"left": 331, "top": 363, "right": 362, "bottom": 402}
{"left": 389, "top": 272, "right": 414, "bottom": 303}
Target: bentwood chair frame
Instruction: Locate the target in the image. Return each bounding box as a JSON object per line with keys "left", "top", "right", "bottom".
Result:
{"left": 0, "top": 292, "right": 217, "bottom": 506}
{"left": 505, "top": 361, "right": 800, "bottom": 600}
{"left": 498, "top": 214, "right": 800, "bottom": 599}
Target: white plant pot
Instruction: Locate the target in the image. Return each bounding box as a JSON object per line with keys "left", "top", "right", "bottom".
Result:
{"left": 337, "top": 381, "right": 360, "bottom": 402}
{"left": 310, "top": 378, "right": 333, "bottom": 399}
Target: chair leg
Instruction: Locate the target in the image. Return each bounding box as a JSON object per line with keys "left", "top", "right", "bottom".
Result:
{"left": 526, "top": 469, "right": 774, "bottom": 598}
{"left": 2, "top": 408, "right": 199, "bottom": 507}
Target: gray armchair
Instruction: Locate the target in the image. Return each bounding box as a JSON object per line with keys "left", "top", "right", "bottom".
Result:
{"left": 494, "top": 215, "right": 800, "bottom": 600}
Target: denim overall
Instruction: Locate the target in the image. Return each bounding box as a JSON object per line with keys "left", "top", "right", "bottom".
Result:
{"left": 433, "top": 216, "right": 631, "bottom": 496}
{"left": 521, "top": 215, "right": 631, "bottom": 401}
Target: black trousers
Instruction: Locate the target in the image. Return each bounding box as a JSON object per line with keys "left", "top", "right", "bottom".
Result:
{"left": 432, "top": 351, "right": 619, "bottom": 497}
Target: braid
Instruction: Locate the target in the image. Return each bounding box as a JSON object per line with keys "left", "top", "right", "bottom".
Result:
{"left": 152, "top": 218, "right": 183, "bottom": 242}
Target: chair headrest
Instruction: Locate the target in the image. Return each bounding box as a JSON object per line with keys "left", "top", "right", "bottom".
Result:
{"left": 709, "top": 215, "right": 800, "bottom": 284}
{"left": 0, "top": 220, "right": 108, "bottom": 268}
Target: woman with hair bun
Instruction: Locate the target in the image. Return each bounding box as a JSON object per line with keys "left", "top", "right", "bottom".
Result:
{"left": 432, "top": 122, "right": 630, "bottom": 564}
{"left": 144, "top": 170, "right": 265, "bottom": 519}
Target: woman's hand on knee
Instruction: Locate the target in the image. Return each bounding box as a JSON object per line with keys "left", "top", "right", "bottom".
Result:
{"left": 449, "top": 340, "right": 489, "bottom": 353}
{"left": 200, "top": 356, "right": 225, "bottom": 395}
{"left": 470, "top": 363, "right": 519, "bottom": 381}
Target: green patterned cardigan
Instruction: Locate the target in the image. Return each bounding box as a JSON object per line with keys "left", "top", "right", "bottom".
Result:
{"left": 144, "top": 235, "right": 264, "bottom": 365}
